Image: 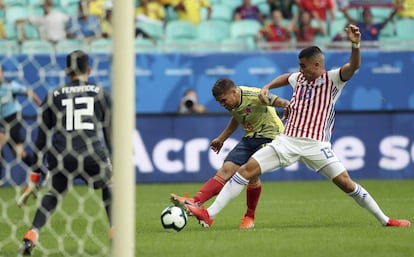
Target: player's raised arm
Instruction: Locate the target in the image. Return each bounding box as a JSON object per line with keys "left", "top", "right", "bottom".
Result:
{"left": 340, "top": 24, "right": 361, "bottom": 81}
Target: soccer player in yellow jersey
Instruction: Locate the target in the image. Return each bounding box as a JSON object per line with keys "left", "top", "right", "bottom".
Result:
{"left": 171, "top": 78, "right": 289, "bottom": 229}
{"left": 171, "top": 0, "right": 212, "bottom": 24}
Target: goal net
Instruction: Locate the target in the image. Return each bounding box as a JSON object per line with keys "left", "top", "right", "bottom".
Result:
{"left": 0, "top": 51, "right": 113, "bottom": 256}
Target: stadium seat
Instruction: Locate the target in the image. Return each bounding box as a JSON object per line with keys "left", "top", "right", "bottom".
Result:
{"left": 136, "top": 21, "right": 164, "bottom": 41}
{"left": 164, "top": 5, "right": 177, "bottom": 22}
{"left": 55, "top": 39, "right": 89, "bottom": 54}
{"left": 328, "top": 18, "right": 347, "bottom": 38}
{"left": 3, "top": 0, "right": 26, "bottom": 7}
{"left": 210, "top": 4, "right": 233, "bottom": 22}
{"left": 89, "top": 38, "right": 112, "bottom": 54}
{"left": 209, "top": 0, "right": 221, "bottom": 4}
{"left": 230, "top": 19, "right": 262, "bottom": 38}
{"left": 29, "top": 5, "right": 45, "bottom": 16}
{"left": 379, "top": 21, "right": 396, "bottom": 38}
{"left": 134, "top": 38, "right": 158, "bottom": 53}
{"left": 56, "top": 0, "right": 79, "bottom": 17}
{"left": 257, "top": 2, "right": 270, "bottom": 19}
{"left": 3, "top": 22, "right": 18, "bottom": 40}
{"left": 58, "top": 0, "right": 80, "bottom": 6}
{"left": 0, "top": 39, "right": 20, "bottom": 55}
{"left": 395, "top": 19, "right": 414, "bottom": 40}
{"left": 20, "top": 40, "right": 54, "bottom": 54}
{"left": 371, "top": 7, "right": 393, "bottom": 22}
{"left": 23, "top": 23, "right": 40, "bottom": 40}
{"left": 196, "top": 20, "right": 230, "bottom": 42}
{"left": 26, "top": 0, "right": 44, "bottom": 7}
{"left": 165, "top": 20, "right": 197, "bottom": 40}
{"left": 220, "top": 37, "right": 247, "bottom": 52}
{"left": 5, "top": 5, "right": 30, "bottom": 24}
{"left": 221, "top": 0, "right": 242, "bottom": 11}
{"left": 161, "top": 38, "right": 198, "bottom": 52}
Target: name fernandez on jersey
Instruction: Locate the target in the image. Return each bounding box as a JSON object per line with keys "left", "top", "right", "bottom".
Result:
{"left": 54, "top": 85, "right": 100, "bottom": 96}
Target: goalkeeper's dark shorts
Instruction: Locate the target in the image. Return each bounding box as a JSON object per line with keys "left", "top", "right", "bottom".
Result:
{"left": 47, "top": 147, "right": 112, "bottom": 192}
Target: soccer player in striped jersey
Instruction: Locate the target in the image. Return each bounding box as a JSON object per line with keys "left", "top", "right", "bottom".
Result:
{"left": 171, "top": 78, "right": 289, "bottom": 229}
{"left": 186, "top": 24, "right": 411, "bottom": 228}
{"left": 19, "top": 50, "right": 113, "bottom": 256}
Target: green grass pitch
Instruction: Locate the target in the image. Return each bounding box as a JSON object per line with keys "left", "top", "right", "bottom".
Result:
{"left": 1, "top": 179, "right": 413, "bottom": 256}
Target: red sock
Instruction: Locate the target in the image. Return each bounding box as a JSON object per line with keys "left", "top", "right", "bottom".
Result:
{"left": 244, "top": 181, "right": 262, "bottom": 218}
{"left": 193, "top": 175, "right": 226, "bottom": 205}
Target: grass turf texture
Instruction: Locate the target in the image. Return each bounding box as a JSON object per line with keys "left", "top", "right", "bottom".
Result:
{"left": 0, "top": 180, "right": 413, "bottom": 256}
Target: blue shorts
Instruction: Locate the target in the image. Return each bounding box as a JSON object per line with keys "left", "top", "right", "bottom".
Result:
{"left": 224, "top": 137, "right": 273, "bottom": 166}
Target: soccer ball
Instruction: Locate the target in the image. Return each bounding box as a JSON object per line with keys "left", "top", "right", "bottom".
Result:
{"left": 160, "top": 206, "right": 188, "bottom": 232}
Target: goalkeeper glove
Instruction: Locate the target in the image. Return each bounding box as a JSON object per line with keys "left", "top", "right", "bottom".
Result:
{"left": 17, "top": 171, "right": 41, "bottom": 208}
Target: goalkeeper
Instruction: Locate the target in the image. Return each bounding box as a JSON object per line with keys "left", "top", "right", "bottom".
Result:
{"left": 19, "top": 50, "right": 113, "bottom": 256}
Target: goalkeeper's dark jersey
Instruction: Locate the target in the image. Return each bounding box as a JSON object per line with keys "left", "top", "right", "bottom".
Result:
{"left": 35, "top": 80, "right": 112, "bottom": 156}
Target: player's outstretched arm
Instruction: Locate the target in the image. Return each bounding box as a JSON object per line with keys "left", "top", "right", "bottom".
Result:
{"left": 259, "top": 73, "right": 290, "bottom": 103}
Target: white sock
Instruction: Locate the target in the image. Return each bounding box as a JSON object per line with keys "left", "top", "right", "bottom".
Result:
{"left": 348, "top": 184, "right": 389, "bottom": 225}
{"left": 207, "top": 172, "right": 248, "bottom": 218}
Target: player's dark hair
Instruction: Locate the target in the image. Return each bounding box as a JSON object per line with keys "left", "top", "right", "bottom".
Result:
{"left": 66, "top": 50, "right": 89, "bottom": 76}
{"left": 212, "top": 78, "right": 235, "bottom": 98}
{"left": 298, "top": 46, "right": 323, "bottom": 60}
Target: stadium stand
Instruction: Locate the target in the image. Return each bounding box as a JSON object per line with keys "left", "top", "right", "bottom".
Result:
{"left": 0, "top": 0, "right": 413, "bottom": 53}
{"left": 20, "top": 39, "right": 54, "bottom": 54}
{"left": 165, "top": 20, "right": 197, "bottom": 40}
{"left": 89, "top": 38, "right": 112, "bottom": 54}
{"left": 0, "top": 39, "right": 19, "bottom": 55}
{"left": 210, "top": 4, "right": 233, "bottom": 22}
{"left": 55, "top": 39, "right": 88, "bottom": 54}
{"left": 196, "top": 19, "right": 230, "bottom": 42}
{"left": 136, "top": 21, "right": 164, "bottom": 41}
{"left": 134, "top": 37, "right": 158, "bottom": 53}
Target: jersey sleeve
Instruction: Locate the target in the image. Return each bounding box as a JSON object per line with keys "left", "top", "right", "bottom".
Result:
{"left": 329, "top": 68, "right": 346, "bottom": 89}
{"left": 287, "top": 72, "right": 299, "bottom": 89}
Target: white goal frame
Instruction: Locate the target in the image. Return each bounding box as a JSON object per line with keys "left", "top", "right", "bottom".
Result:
{"left": 112, "top": 1, "right": 136, "bottom": 257}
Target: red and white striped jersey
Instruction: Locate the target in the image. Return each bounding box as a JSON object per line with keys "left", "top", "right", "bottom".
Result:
{"left": 284, "top": 68, "right": 346, "bottom": 142}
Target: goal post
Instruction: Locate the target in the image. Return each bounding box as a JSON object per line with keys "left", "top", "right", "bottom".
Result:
{"left": 112, "top": 1, "right": 136, "bottom": 257}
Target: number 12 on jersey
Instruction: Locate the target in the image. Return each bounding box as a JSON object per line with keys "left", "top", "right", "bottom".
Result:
{"left": 62, "top": 97, "right": 95, "bottom": 131}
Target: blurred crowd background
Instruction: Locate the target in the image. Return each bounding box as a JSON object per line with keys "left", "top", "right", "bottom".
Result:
{"left": 0, "top": 0, "right": 413, "bottom": 54}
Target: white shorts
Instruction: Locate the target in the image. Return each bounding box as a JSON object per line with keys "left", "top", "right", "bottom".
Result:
{"left": 252, "top": 134, "right": 346, "bottom": 180}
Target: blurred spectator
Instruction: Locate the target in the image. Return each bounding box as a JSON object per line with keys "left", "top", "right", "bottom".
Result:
{"left": 67, "top": 0, "right": 102, "bottom": 43}
{"left": 234, "top": 0, "right": 264, "bottom": 23}
{"left": 0, "top": 1, "right": 5, "bottom": 39}
{"left": 0, "top": 19, "right": 5, "bottom": 39}
{"left": 15, "top": 0, "right": 69, "bottom": 43}
{"left": 101, "top": 3, "right": 112, "bottom": 38}
{"left": 395, "top": 0, "right": 414, "bottom": 18}
{"left": 135, "top": 0, "right": 166, "bottom": 25}
{"left": 341, "top": 7, "right": 397, "bottom": 42}
{"left": 267, "top": 0, "right": 299, "bottom": 20}
{"left": 298, "top": 0, "right": 335, "bottom": 21}
{"left": 177, "top": 89, "right": 207, "bottom": 114}
{"left": 171, "top": 0, "right": 212, "bottom": 25}
{"left": 291, "top": 9, "right": 326, "bottom": 47}
{"left": 256, "top": 10, "right": 292, "bottom": 50}
{"left": 89, "top": 0, "right": 107, "bottom": 19}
